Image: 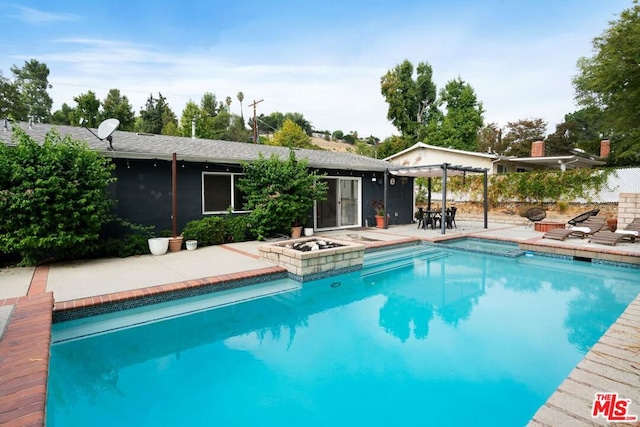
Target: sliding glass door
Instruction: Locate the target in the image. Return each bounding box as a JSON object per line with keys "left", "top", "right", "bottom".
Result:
{"left": 316, "top": 177, "right": 361, "bottom": 229}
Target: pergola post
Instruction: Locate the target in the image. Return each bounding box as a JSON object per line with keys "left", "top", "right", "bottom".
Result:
{"left": 383, "top": 168, "right": 389, "bottom": 229}
{"left": 441, "top": 164, "right": 448, "bottom": 234}
{"left": 483, "top": 170, "right": 488, "bottom": 229}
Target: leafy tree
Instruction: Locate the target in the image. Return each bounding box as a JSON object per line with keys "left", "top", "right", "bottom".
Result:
{"left": 10, "top": 59, "right": 53, "bottom": 122}
{"left": 73, "top": 91, "right": 101, "bottom": 128}
{"left": 268, "top": 119, "right": 313, "bottom": 148}
{"left": 433, "top": 77, "right": 484, "bottom": 151}
{"left": 476, "top": 123, "right": 504, "bottom": 154}
{"left": 502, "top": 118, "right": 547, "bottom": 157}
{"left": 0, "top": 127, "right": 116, "bottom": 265}
{"left": 545, "top": 121, "right": 578, "bottom": 156}
{"left": 332, "top": 130, "right": 344, "bottom": 140}
{"left": 236, "top": 150, "right": 328, "bottom": 239}
{"left": 573, "top": 2, "right": 640, "bottom": 165}
{"left": 0, "top": 70, "right": 21, "bottom": 120}
{"left": 100, "top": 89, "right": 135, "bottom": 131}
{"left": 248, "top": 111, "right": 311, "bottom": 136}
{"left": 179, "top": 99, "right": 250, "bottom": 141}
{"left": 380, "top": 60, "right": 438, "bottom": 139}
{"left": 352, "top": 140, "right": 376, "bottom": 157}
{"left": 562, "top": 106, "right": 609, "bottom": 156}
{"left": 138, "top": 93, "right": 177, "bottom": 135}
{"left": 179, "top": 100, "right": 202, "bottom": 137}
{"left": 343, "top": 132, "right": 356, "bottom": 144}
{"left": 50, "top": 103, "right": 75, "bottom": 125}
{"left": 375, "top": 135, "right": 414, "bottom": 159}
{"left": 201, "top": 92, "right": 222, "bottom": 117}
{"left": 284, "top": 112, "right": 312, "bottom": 135}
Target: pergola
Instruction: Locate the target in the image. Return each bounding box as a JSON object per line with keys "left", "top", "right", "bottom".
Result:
{"left": 384, "top": 163, "right": 489, "bottom": 234}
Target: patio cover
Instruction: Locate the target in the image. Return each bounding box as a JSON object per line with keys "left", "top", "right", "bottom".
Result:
{"left": 385, "top": 163, "right": 489, "bottom": 234}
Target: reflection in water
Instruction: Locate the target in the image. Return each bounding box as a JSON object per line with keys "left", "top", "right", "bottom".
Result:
{"left": 48, "top": 250, "right": 640, "bottom": 427}
{"left": 379, "top": 296, "right": 434, "bottom": 341}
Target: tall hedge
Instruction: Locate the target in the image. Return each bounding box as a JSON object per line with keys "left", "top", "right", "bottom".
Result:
{"left": 0, "top": 127, "right": 116, "bottom": 265}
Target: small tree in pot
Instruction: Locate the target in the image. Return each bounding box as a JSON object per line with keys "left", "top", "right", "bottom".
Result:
{"left": 237, "top": 150, "right": 328, "bottom": 240}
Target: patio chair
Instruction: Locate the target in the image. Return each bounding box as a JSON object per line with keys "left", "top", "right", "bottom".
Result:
{"left": 542, "top": 217, "right": 606, "bottom": 241}
{"left": 567, "top": 209, "right": 600, "bottom": 226}
{"left": 589, "top": 218, "right": 640, "bottom": 246}
{"left": 523, "top": 207, "right": 546, "bottom": 228}
{"left": 444, "top": 206, "right": 457, "bottom": 229}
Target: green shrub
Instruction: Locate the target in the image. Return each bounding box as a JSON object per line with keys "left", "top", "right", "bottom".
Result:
{"left": 182, "top": 216, "right": 226, "bottom": 246}
{"left": 556, "top": 200, "right": 569, "bottom": 213}
{"left": 236, "top": 150, "right": 328, "bottom": 239}
{"left": 0, "top": 127, "right": 116, "bottom": 266}
{"left": 103, "top": 234, "right": 150, "bottom": 258}
{"left": 224, "top": 215, "right": 250, "bottom": 243}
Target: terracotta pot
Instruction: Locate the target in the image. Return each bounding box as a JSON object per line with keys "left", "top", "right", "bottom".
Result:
{"left": 607, "top": 218, "right": 618, "bottom": 232}
{"left": 168, "top": 236, "right": 183, "bottom": 252}
{"left": 375, "top": 215, "right": 385, "bottom": 228}
{"left": 291, "top": 226, "right": 303, "bottom": 238}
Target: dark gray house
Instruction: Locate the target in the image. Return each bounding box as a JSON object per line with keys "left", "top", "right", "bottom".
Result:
{"left": 1, "top": 122, "right": 415, "bottom": 234}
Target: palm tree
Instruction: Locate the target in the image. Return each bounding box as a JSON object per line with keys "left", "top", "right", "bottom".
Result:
{"left": 237, "top": 91, "right": 244, "bottom": 125}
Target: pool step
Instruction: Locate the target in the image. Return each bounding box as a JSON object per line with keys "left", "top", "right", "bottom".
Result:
{"left": 362, "top": 245, "right": 448, "bottom": 277}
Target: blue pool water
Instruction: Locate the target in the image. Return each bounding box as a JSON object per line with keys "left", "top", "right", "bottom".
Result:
{"left": 47, "top": 246, "right": 640, "bottom": 426}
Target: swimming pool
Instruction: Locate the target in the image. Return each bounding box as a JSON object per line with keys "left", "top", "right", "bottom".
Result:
{"left": 47, "top": 245, "right": 640, "bottom": 426}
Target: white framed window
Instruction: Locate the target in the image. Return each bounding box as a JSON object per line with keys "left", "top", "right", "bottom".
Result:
{"left": 497, "top": 164, "right": 508, "bottom": 174}
{"left": 202, "top": 172, "right": 248, "bottom": 214}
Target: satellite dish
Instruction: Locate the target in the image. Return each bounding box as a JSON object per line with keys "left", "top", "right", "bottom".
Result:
{"left": 97, "top": 118, "right": 120, "bottom": 140}
{"left": 98, "top": 119, "right": 120, "bottom": 150}
{"left": 82, "top": 118, "right": 120, "bottom": 150}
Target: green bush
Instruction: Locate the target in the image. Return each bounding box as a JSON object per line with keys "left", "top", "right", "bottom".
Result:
{"left": 0, "top": 127, "right": 116, "bottom": 265}
{"left": 102, "top": 234, "right": 150, "bottom": 258}
{"left": 182, "top": 216, "right": 226, "bottom": 246}
{"left": 224, "top": 215, "right": 250, "bottom": 243}
{"left": 236, "top": 150, "right": 328, "bottom": 239}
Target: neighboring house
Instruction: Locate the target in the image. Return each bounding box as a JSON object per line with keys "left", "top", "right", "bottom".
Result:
{"left": 385, "top": 141, "right": 607, "bottom": 174}
{"left": 0, "top": 122, "right": 414, "bottom": 233}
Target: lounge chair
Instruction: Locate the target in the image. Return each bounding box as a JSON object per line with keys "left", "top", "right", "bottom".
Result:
{"left": 567, "top": 209, "right": 600, "bottom": 226}
{"left": 542, "top": 217, "right": 606, "bottom": 241}
{"left": 589, "top": 218, "right": 640, "bottom": 246}
{"left": 524, "top": 207, "right": 546, "bottom": 228}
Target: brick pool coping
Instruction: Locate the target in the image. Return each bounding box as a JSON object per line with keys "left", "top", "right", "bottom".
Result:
{"left": 0, "top": 236, "right": 638, "bottom": 426}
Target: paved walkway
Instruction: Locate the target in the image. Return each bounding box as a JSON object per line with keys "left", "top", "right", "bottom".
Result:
{"left": 1, "top": 219, "right": 639, "bottom": 426}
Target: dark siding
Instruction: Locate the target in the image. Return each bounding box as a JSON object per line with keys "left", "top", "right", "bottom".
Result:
{"left": 111, "top": 160, "right": 415, "bottom": 234}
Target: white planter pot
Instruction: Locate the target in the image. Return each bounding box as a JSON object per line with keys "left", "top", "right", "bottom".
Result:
{"left": 148, "top": 237, "right": 169, "bottom": 255}
{"left": 186, "top": 240, "right": 198, "bottom": 251}
{"left": 304, "top": 228, "right": 314, "bottom": 237}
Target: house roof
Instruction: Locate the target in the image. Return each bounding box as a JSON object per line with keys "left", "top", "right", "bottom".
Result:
{"left": 0, "top": 122, "right": 392, "bottom": 172}
{"left": 383, "top": 142, "right": 498, "bottom": 161}
{"left": 511, "top": 155, "right": 605, "bottom": 169}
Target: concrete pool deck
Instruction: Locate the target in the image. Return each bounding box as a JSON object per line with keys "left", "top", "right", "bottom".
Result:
{"left": 1, "top": 219, "right": 639, "bottom": 426}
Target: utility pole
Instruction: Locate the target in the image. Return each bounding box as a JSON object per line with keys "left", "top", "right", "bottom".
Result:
{"left": 249, "top": 99, "right": 263, "bottom": 143}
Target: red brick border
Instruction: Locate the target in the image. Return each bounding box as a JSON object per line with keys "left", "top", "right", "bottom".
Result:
{"left": 0, "top": 293, "right": 53, "bottom": 427}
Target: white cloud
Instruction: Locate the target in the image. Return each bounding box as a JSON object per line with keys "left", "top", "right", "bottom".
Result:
{"left": 8, "top": 4, "right": 80, "bottom": 25}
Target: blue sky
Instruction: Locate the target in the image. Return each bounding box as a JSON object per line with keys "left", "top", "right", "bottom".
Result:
{"left": 0, "top": 0, "right": 632, "bottom": 138}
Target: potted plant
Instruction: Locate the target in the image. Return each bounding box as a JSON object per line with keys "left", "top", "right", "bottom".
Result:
{"left": 372, "top": 200, "right": 385, "bottom": 228}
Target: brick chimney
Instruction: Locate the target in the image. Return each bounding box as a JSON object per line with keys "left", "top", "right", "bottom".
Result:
{"left": 600, "top": 139, "right": 610, "bottom": 158}
{"left": 531, "top": 140, "right": 545, "bottom": 157}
